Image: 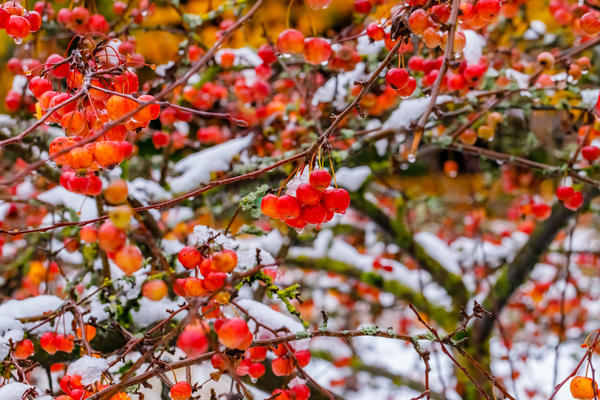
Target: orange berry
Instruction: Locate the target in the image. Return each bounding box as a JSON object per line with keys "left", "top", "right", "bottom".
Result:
{"left": 142, "top": 280, "right": 168, "bottom": 301}
{"left": 113, "top": 245, "right": 143, "bottom": 275}
{"left": 570, "top": 376, "right": 597, "bottom": 400}
{"left": 104, "top": 179, "right": 129, "bottom": 205}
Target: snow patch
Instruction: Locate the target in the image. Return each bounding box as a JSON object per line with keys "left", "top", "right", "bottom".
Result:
{"left": 463, "top": 30, "right": 485, "bottom": 65}
{"left": 335, "top": 166, "right": 371, "bottom": 191}
{"left": 0, "top": 382, "right": 34, "bottom": 399}
{"left": 236, "top": 298, "right": 304, "bottom": 333}
{"left": 66, "top": 356, "right": 109, "bottom": 385}
{"left": 382, "top": 95, "right": 452, "bottom": 130}
{"left": 169, "top": 135, "right": 253, "bottom": 193}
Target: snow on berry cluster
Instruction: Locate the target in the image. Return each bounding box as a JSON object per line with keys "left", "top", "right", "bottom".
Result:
{"left": 261, "top": 169, "right": 350, "bottom": 230}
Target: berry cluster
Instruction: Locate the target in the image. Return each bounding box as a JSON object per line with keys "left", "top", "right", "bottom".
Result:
{"left": 56, "top": 6, "right": 109, "bottom": 34}
{"left": 260, "top": 170, "right": 350, "bottom": 230}
{"left": 277, "top": 29, "right": 333, "bottom": 65}
{"left": 83, "top": 212, "right": 144, "bottom": 275}
{"left": 212, "top": 342, "right": 311, "bottom": 399}
{"left": 58, "top": 374, "right": 88, "bottom": 400}
{"left": 40, "top": 331, "right": 75, "bottom": 355}
{"left": 175, "top": 246, "right": 238, "bottom": 297}
{"left": 556, "top": 186, "right": 584, "bottom": 211}
{"left": 0, "top": 1, "right": 41, "bottom": 43}
{"left": 24, "top": 46, "right": 160, "bottom": 195}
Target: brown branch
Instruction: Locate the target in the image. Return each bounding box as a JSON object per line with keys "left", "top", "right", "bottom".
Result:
{"left": 411, "top": 0, "right": 461, "bottom": 155}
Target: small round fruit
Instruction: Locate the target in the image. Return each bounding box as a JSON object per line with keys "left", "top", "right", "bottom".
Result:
{"left": 296, "top": 183, "right": 322, "bottom": 205}
{"left": 217, "top": 319, "right": 253, "bottom": 350}
{"left": 276, "top": 194, "right": 301, "bottom": 219}
{"left": 170, "top": 381, "right": 192, "bottom": 400}
{"left": 277, "top": 29, "right": 305, "bottom": 54}
{"left": 178, "top": 246, "right": 203, "bottom": 269}
{"left": 98, "top": 221, "right": 126, "bottom": 252}
{"left": 142, "top": 280, "right": 168, "bottom": 301}
{"left": 261, "top": 194, "right": 280, "bottom": 218}
{"left": 570, "top": 376, "right": 597, "bottom": 400}
{"left": 177, "top": 325, "right": 208, "bottom": 357}
{"left": 113, "top": 245, "right": 144, "bottom": 275}
{"left": 322, "top": 188, "right": 350, "bottom": 213}
{"left": 309, "top": 170, "right": 331, "bottom": 190}
{"left": 212, "top": 249, "right": 238, "bottom": 273}
{"left": 104, "top": 179, "right": 129, "bottom": 205}
{"left": 303, "top": 37, "right": 332, "bottom": 65}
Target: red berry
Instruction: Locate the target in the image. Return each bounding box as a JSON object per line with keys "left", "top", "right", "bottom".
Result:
{"left": 247, "top": 346, "right": 267, "bottom": 361}
{"left": 532, "top": 203, "right": 551, "bottom": 220}
{"left": 217, "top": 319, "right": 253, "bottom": 350}
{"left": 258, "top": 44, "right": 277, "bottom": 64}
{"left": 294, "top": 349, "right": 311, "bottom": 367}
{"left": 303, "top": 37, "right": 332, "bottom": 65}
{"left": 46, "top": 54, "right": 69, "bottom": 79}
{"left": 4, "top": 90, "right": 20, "bottom": 112}
{"left": 464, "top": 63, "right": 486, "bottom": 83}
{"left": 40, "top": 332, "right": 58, "bottom": 354}
{"left": 271, "top": 357, "right": 294, "bottom": 376}
{"left": 323, "top": 188, "right": 351, "bottom": 213}
{"left": 556, "top": 186, "right": 574, "bottom": 202}
{"left": 211, "top": 353, "right": 228, "bottom": 371}
{"left": 366, "top": 22, "right": 385, "bottom": 41}
{"left": 177, "top": 325, "right": 209, "bottom": 357}
{"left": 285, "top": 217, "right": 308, "bottom": 230}
{"left": 386, "top": 68, "right": 410, "bottom": 90}
{"left": 0, "top": 8, "right": 9, "bottom": 28}
{"left": 24, "top": 11, "right": 41, "bottom": 32}
{"left": 296, "top": 183, "right": 323, "bottom": 205}
{"left": 152, "top": 131, "right": 170, "bottom": 149}
{"left": 170, "top": 381, "right": 192, "bottom": 400}
{"left": 581, "top": 12, "right": 600, "bottom": 36}
{"left": 70, "top": 6, "right": 89, "bottom": 25}
{"left": 89, "top": 14, "right": 109, "bottom": 33}
{"left": 6, "top": 15, "right": 30, "bottom": 39}
{"left": 6, "top": 57, "right": 21, "bottom": 74}
{"left": 178, "top": 246, "right": 203, "bottom": 269}
{"left": 582, "top": 145, "right": 600, "bottom": 163}
{"left": 57, "top": 8, "right": 71, "bottom": 25}
{"left": 300, "top": 204, "right": 327, "bottom": 225}
{"left": 408, "top": 9, "right": 429, "bottom": 34}
{"left": 261, "top": 194, "right": 281, "bottom": 219}
{"left": 475, "top": 0, "right": 501, "bottom": 21}
{"left": 248, "top": 363, "right": 266, "bottom": 378}
{"left": 290, "top": 384, "right": 310, "bottom": 400}
{"left": 29, "top": 76, "right": 52, "bottom": 98}
{"left": 277, "top": 29, "right": 305, "bottom": 54}
{"left": 309, "top": 169, "right": 331, "bottom": 190}
{"left": 276, "top": 194, "right": 301, "bottom": 219}
{"left": 98, "top": 221, "right": 126, "bottom": 252}
{"left": 564, "top": 191, "right": 584, "bottom": 211}
{"left": 13, "top": 339, "right": 34, "bottom": 359}
{"left": 353, "top": 0, "right": 372, "bottom": 14}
